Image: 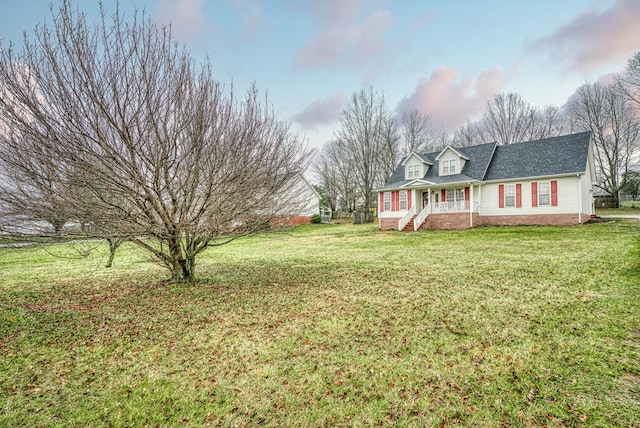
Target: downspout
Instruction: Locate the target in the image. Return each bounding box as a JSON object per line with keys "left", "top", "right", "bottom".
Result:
{"left": 577, "top": 174, "right": 582, "bottom": 224}
{"left": 468, "top": 181, "right": 473, "bottom": 228}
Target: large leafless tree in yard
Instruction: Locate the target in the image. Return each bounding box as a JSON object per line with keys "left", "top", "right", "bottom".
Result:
{"left": 0, "top": 1, "right": 310, "bottom": 281}
{"left": 335, "top": 88, "right": 389, "bottom": 209}
{"left": 567, "top": 82, "right": 640, "bottom": 206}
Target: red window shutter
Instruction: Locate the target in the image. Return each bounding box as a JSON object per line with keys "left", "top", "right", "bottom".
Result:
{"left": 498, "top": 184, "right": 504, "bottom": 208}
{"left": 441, "top": 189, "right": 446, "bottom": 202}
{"left": 464, "top": 186, "right": 470, "bottom": 202}
{"left": 551, "top": 180, "right": 558, "bottom": 206}
{"left": 516, "top": 183, "right": 522, "bottom": 208}
{"left": 531, "top": 182, "right": 538, "bottom": 207}
{"left": 379, "top": 193, "right": 384, "bottom": 212}
{"left": 392, "top": 191, "right": 399, "bottom": 211}
{"left": 407, "top": 190, "right": 412, "bottom": 209}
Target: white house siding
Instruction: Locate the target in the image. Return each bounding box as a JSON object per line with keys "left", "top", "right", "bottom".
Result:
{"left": 404, "top": 156, "right": 428, "bottom": 180}
{"left": 438, "top": 149, "right": 466, "bottom": 175}
{"left": 580, "top": 162, "right": 595, "bottom": 217}
{"left": 296, "top": 179, "right": 320, "bottom": 216}
{"left": 479, "top": 176, "right": 582, "bottom": 217}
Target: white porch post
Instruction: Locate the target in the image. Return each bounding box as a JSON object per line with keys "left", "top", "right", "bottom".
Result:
{"left": 469, "top": 183, "right": 474, "bottom": 227}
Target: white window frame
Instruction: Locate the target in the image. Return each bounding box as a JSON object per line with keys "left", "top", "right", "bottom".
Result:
{"left": 384, "top": 192, "right": 391, "bottom": 211}
{"left": 408, "top": 164, "right": 420, "bottom": 178}
{"left": 446, "top": 189, "right": 464, "bottom": 202}
{"left": 504, "top": 184, "right": 515, "bottom": 207}
{"left": 442, "top": 159, "right": 456, "bottom": 175}
{"left": 538, "top": 181, "right": 550, "bottom": 206}
{"left": 399, "top": 190, "right": 407, "bottom": 210}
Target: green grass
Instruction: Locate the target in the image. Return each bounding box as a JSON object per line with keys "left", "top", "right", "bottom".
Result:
{"left": 1, "top": 222, "right": 639, "bottom": 427}
{"left": 597, "top": 206, "right": 640, "bottom": 216}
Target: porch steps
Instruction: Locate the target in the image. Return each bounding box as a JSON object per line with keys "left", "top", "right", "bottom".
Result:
{"left": 402, "top": 215, "right": 418, "bottom": 232}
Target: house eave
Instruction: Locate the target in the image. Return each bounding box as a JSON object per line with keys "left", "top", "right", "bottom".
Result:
{"left": 482, "top": 172, "right": 585, "bottom": 184}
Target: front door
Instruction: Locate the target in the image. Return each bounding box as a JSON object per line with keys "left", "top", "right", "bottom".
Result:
{"left": 422, "top": 191, "right": 429, "bottom": 208}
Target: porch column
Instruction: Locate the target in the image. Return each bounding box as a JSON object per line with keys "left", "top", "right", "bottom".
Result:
{"left": 469, "top": 184, "right": 473, "bottom": 227}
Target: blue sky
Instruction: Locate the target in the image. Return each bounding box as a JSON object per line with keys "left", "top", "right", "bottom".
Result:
{"left": 1, "top": 0, "right": 638, "bottom": 148}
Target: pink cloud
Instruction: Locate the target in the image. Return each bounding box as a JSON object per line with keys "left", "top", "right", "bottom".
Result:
{"left": 529, "top": 0, "right": 640, "bottom": 72}
{"left": 156, "top": 0, "right": 213, "bottom": 41}
{"left": 293, "top": 0, "right": 395, "bottom": 71}
{"left": 293, "top": 92, "right": 347, "bottom": 130}
{"left": 397, "top": 67, "right": 503, "bottom": 132}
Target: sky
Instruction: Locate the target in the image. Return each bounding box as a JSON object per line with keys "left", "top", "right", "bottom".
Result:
{"left": 1, "top": 0, "right": 639, "bottom": 150}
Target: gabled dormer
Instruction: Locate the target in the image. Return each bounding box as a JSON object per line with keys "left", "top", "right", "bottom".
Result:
{"left": 435, "top": 146, "right": 469, "bottom": 176}
{"left": 402, "top": 152, "right": 432, "bottom": 180}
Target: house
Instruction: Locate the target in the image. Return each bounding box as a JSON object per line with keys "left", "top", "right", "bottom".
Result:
{"left": 378, "top": 132, "right": 596, "bottom": 231}
{"left": 271, "top": 173, "right": 321, "bottom": 228}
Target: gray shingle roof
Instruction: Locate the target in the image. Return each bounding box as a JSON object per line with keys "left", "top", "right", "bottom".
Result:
{"left": 383, "top": 132, "right": 591, "bottom": 189}
{"left": 483, "top": 132, "right": 591, "bottom": 181}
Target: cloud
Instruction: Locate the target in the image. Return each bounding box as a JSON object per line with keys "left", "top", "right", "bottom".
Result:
{"left": 227, "top": 0, "right": 268, "bottom": 44}
{"left": 397, "top": 67, "right": 503, "bottom": 132}
{"left": 155, "top": 0, "right": 213, "bottom": 41}
{"left": 293, "top": 0, "right": 395, "bottom": 71}
{"left": 529, "top": 0, "right": 640, "bottom": 72}
{"left": 293, "top": 92, "right": 347, "bottom": 130}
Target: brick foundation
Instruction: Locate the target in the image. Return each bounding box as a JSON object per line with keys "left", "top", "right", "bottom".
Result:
{"left": 381, "top": 212, "right": 589, "bottom": 231}
{"left": 419, "top": 213, "right": 479, "bottom": 230}
{"left": 479, "top": 213, "right": 587, "bottom": 227}
{"left": 271, "top": 215, "right": 312, "bottom": 228}
{"left": 379, "top": 217, "right": 401, "bottom": 230}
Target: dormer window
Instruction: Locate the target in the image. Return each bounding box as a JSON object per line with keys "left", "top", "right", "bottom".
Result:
{"left": 442, "top": 159, "right": 456, "bottom": 174}
{"left": 408, "top": 164, "right": 421, "bottom": 178}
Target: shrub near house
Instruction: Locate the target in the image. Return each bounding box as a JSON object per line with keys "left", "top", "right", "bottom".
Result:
{"left": 378, "top": 132, "right": 596, "bottom": 230}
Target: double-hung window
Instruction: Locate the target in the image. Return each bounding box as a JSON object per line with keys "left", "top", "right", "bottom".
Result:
{"left": 408, "top": 165, "right": 420, "bottom": 178}
{"left": 538, "top": 182, "right": 550, "bottom": 206}
{"left": 442, "top": 160, "right": 456, "bottom": 174}
{"left": 384, "top": 192, "right": 391, "bottom": 211}
{"left": 446, "top": 189, "right": 464, "bottom": 202}
{"left": 399, "top": 191, "right": 407, "bottom": 210}
{"left": 504, "top": 184, "right": 516, "bottom": 207}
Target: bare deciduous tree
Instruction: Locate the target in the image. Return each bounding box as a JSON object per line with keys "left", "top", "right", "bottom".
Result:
{"left": 619, "top": 51, "right": 640, "bottom": 107}
{"left": 530, "top": 105, "right": 567, "bottom": 140}
{"left": 482, "top": 93, "right": 537, "bottom": 145}
{"left": 567, "top": 82, "right": 640, "bottom": 206}
{"left": 335, "top": 87, "right": 388, "bottom": 209}
{"left": 400, "top": 109, "right": 434, "bottom": 155}
{"left": 313, "top": 140, "right": 358, "bottom": 212}
{"left": 450, "top": 120, "right": 488, "bottom": 147}
{"left": 0, "top": 1, "right": 310, "bottom": 281}
{"left": 377, "top": 113, "right": 401, "bottom": 186}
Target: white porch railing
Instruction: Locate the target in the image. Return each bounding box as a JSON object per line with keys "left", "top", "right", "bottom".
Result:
{"left": 413, "top": 203, "right": 431, "bottom": 231}
{"left": 430, "top": 201, "right": 479, "bottom": 213}
{"left": 398, "top": 205, "right": 417, "bottom": 231}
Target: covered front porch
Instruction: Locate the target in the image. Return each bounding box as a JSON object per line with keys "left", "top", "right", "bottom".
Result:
{"left": 378, "top": 184, "right": 481, "bottom": 231}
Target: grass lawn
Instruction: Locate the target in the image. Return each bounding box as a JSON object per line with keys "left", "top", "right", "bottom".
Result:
{"left": 1, "top": 221, "right": 639, "bottom": 427}
{"left": 597, "top": 206, "right": 640, "bottom": 216}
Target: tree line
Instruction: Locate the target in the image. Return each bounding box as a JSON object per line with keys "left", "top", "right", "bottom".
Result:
{"left": 316, "top": 54, "right": 640, "bottom": 211}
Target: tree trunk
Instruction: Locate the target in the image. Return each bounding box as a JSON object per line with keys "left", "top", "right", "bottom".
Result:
{"left": 105, "top": 237, "right": 123, "bottom": 268}
{"left": 168, "top": 236, "right": 195, "bottom": 282}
